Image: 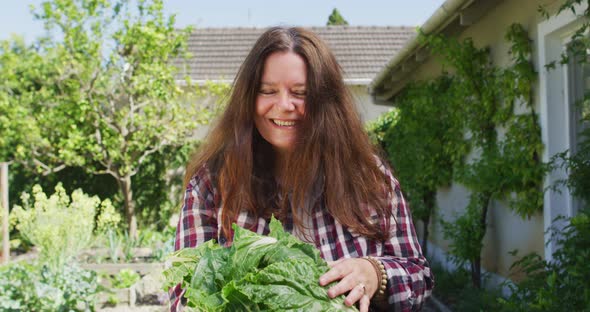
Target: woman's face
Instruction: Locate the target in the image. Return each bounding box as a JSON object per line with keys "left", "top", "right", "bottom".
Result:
{"left": 255, "top": 51, "right": 307, "bottom": 154}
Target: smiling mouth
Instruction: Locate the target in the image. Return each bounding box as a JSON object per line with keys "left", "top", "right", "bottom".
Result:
{"left": 271, "top": 119, "right": 297, "bottom": 127}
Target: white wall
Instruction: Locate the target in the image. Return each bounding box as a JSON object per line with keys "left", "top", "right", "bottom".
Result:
{"left": 350, "top": 84, "right": 393, "bottom": 123}
{"left": 396, "top": 0, "right": 567, "bottom": 278}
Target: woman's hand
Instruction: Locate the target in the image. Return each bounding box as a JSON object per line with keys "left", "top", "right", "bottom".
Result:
{"left": 319, "top": 257, "right": 379, "bottom": 312}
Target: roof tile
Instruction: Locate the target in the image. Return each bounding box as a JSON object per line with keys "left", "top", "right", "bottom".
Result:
{"left": 175, "top": 26, "right": 415, "bottom": 83}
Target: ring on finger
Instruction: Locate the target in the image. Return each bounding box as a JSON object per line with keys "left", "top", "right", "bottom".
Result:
{"left": 358, "top": 283, "right": 366, "bottom": 294}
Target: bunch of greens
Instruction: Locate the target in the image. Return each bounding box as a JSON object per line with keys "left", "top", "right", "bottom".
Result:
{"left": 163, "top": 217, "right": 357, "bottom": 311}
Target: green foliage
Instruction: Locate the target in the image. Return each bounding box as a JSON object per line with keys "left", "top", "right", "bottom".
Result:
{"left": 135, "top": 226, "right": 175, "bottom": 262}
{"left": 430, "top": 264, "right": 470, "bottom": 307}
{"left": 134, "top": 142, "right": 199, "bottom": 229}
{"left": 554, "top": 83, "right": 590, "bottom": 208}
{"left": 498, "top": 6, "right": 590, "bottom": 308}
{"left": 539, "top": 0, "right": 590, "bottom": 69}
{"left": 11, "top": 183, "right": 118, "bottom": 272}
{"left": 111, "top": 269, "right": 140, "bottom": 289}
{"left": 500, "top": 209, "right": 590, "bottom": 311}
{"left": 385, "top": 76, "right": 466, "bottom": 224}
{"left": 370, "top": 23, "right": 546, "bottom": 289}
{"left": 8, "top": 139, "right": 198, "bottom": 235}
{"left": 163, "top": 217, "right": 357, "bottom": 311}
{"left": 0, "top": 0, "right": 225, "bottom": 238}
{"left": 413, "top": 23, "right": 545, "bottom": 287}
{"left": 372, "top": 23, "right": 544, "bottom": 288}
{"left": 365, "top": 108, "right": 399, "bottom": 149}
{"left": 0, "top": 262, "right": 100, "bottom": 311}
{"left": 431, "top": 264, "right": 503, "bottom": 311}
{"left": 326, "top": 8, "right": 349, "bottom": 26}
{"left": 441, "top": 193, "right": 487, "bottom": 267}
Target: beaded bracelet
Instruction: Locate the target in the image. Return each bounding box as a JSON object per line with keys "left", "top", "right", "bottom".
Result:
{"left": 363, "top": 256, "right": 387, "bottom": 297}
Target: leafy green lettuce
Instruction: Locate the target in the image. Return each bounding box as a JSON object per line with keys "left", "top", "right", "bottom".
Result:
{"left": 163, "top": 217, "right": 358, "bottom": 311}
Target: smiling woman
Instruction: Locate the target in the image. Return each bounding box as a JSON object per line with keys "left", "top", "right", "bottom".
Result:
{"left": 169, "top": 26, "right": 433, "bottom": 312}
{"left": 254, "top": 51, "right": 307, "bottom": 156}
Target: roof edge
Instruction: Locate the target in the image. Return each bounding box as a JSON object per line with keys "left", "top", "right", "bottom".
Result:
{"left": 369, "top": 0, "right": 471, "bottom": 94}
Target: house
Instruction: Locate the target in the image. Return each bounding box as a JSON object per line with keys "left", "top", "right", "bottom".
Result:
{"left": 173, "top": 26, "right": 415, "bottom": 125}
{"left": 370, "top": 0, "right": 588, "bottom": 290}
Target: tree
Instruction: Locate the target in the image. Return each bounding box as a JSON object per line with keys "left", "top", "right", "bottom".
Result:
{"left": 384, "top": 75, "right": 465, "bottom": 255}
{"left": 0, "top": 0, "right": 224, "bottom": 239}
{"left": 427, "top": 25, "right": 545, "bottom": 288}
{"left": 327, "top": 8, "right": 349, "bottom": 26}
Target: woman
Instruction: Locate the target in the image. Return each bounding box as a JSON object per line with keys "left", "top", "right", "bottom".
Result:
{"left": 170, "top": 26, "right": 433, "bottom": 312}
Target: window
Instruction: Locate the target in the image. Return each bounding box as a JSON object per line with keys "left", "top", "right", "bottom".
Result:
{"left": 567, "top": 45, "right": 590, "bottom": 215}
{"left": 537, "top": 2, "right": 587, "bottom": 260}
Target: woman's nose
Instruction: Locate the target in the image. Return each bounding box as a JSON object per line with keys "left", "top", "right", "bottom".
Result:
{"left": 277, "top": 91, "right": 296, "bottom": 111}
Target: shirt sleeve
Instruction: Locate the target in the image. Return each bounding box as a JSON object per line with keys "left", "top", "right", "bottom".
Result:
{"left": 169, "top": 165, "right": 219, "bottom": 312}
{"left": 374, "top": 166, "right": 434, "bottom": 312}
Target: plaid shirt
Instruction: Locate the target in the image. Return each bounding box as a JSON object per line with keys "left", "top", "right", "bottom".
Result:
{"left": 169, "top": 162, "right": 433, "bottom": 311}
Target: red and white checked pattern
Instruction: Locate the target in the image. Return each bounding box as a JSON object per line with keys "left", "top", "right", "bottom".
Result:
{"left": 169, "top": 161, "right": 433, "bottom": 311}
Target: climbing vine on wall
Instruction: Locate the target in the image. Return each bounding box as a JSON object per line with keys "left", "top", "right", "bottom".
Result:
{"left": 373, "top": 23, "right": 548, "bottom": 289}
{"left": 498, "top": 2, "right": 590, "bottom": 310}
{"left": 380, "top": 75, "right": 466, "bottom": 255}
{"left": 435, "top": 23, "right": 547, "bottom": 288}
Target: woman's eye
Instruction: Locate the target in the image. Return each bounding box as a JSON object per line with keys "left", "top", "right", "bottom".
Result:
{"left": 259, "top": 90, "right": 275, "bottom": 95}
{"left": 292, "top": 91, "right": 306, "bottom": 97}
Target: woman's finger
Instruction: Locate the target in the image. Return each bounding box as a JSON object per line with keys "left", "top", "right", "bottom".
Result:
{"left": 326, "top": 273, "right": 357, "bottom": 298}
{"left": 327, "top": 258, "right": 345, "bottom": 267}
{"left": 359, "top": 294, "right": 371, "bottom": 312}
{"left": 344, "top": 283, "right": 366, "bottom": 306}
{"left": 319, "top": 263, "right": 349, "bottom": 286}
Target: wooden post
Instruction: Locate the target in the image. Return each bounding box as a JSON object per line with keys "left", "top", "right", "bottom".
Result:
{"left": 1, "top": 162, "right": 9, "bottom": 264}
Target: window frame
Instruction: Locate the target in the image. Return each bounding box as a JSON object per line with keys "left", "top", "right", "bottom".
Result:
{"left": 537, "top": 2, "right": 587, "bottom": 261}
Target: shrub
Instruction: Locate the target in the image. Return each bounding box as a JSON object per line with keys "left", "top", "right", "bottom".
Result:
{"left": 500, "top": 209, "right": 590, "bottom": 311}
{"left": 431, "top": 264, "right": 503, "bottom": 311}
{"left": 0, "top": 262, "right": 99, "bottom": 311}
{"left": 365, "top": 108, "right": 399, "bottom": 151}
{"left": 110, "top": 269, "right": 140, "bottom": 289}
{"left": 11, "top": 183, "right": 116, "bottom": 272}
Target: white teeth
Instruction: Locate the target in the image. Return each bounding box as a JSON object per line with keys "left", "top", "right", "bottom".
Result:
{"left": 272, "top": 119, "right": 296, "bottom": 127}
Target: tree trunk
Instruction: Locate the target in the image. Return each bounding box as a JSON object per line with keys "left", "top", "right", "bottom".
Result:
{"left": 421, "top": 189, "right": 436, "bottom": 256}
{"left": 421, "top": 214, "right": 430, "bottom": 256}
{"left": 118, "top": 174, "right": 137, "bottom": 240}
{"left": 471, "top": 192, "right": 491, "bottom": 289}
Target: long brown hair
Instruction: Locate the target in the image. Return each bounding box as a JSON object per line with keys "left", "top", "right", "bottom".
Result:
{"left": 183, "top": 27, "right": 393, "bottom": 241}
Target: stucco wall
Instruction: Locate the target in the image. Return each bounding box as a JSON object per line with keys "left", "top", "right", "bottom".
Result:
{"left": 400, "top": 0, "right": 567, "bottom": 279}
{"left": 350, "top": 84, "right": 393, "bottom": 123}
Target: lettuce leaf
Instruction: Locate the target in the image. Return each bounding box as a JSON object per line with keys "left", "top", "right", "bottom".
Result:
{"left": 163, "top": 217, "right": 358, "bottom": 311}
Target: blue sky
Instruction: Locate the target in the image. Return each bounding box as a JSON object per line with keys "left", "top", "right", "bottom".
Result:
{"left": 1, "top": 0, "right": 446, "bottom": 41}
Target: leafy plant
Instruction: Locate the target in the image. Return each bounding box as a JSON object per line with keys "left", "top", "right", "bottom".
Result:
{"left": 0, "top": 262, "right": 100, "bottom": 311}
{"left": 500, "top": 209, "right": 590, "bottom": 311}
{"left": 0, "top": 0, "right": 226, "bottom": 240}
{"left": 11, "top": 183, "right": 115, "bottom": 272}
{"left": 365, "top": 108, "right": 399, "bottom": 150}
{"left": 421, "top": 23, "right": 546, "bottom": 288}
{"left": 384, "top": 76, "right": 465, "bottom": 255}
{"left": 111, "top": 269, "right": 140, "bottom": 289}
{"left": 538, "top": 0, "right": 590, "bottom": 69}
{"left": 163, "top": 217, "right": 357, "bottom": 311}
{"left": 431, "top": 264, "right": 504, "bottom": 311}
